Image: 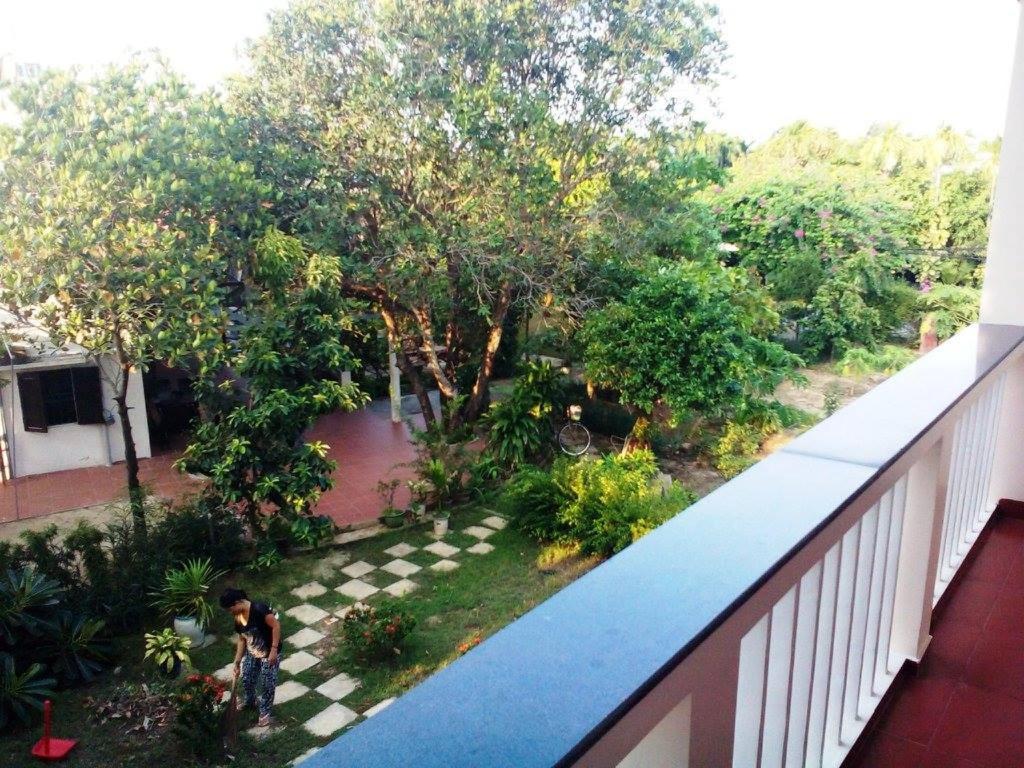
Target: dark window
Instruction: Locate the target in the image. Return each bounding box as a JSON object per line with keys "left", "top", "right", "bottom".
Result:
{"left": 18, "top": 366, "right": 105, "bottom": 432}
{"left": 40, "top": 369, "right": 76, "bottom": 426}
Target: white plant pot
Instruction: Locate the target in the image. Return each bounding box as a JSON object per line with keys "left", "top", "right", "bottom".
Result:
{"left": 433, "top": 516, "right": 450, "bottom": 538}
{"left": 174, "top": 616, "right": 205, "bottom": 648}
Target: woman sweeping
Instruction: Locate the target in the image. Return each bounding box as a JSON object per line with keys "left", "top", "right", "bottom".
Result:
{"left": 220, "top": 588, "right": 282, "bottom": 727}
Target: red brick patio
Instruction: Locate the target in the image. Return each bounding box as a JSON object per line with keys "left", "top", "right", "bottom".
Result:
{"left": 0, "top": 399, "right": 422, "bottom": 528}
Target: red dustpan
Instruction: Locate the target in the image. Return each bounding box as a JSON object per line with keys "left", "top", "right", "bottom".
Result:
{"left": 31, "top": 701, "right": 77, "bottom": 761}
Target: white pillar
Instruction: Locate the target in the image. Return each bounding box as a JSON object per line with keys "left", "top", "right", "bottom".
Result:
{"left": 981, "top": 4, "right": 1024, "bottom": 326}
{"left": 388, "top": 346, "right": 402, "bottom": 423}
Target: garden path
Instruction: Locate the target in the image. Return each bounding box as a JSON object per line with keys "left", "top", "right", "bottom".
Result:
{"left": 206, "top": 513, "right": 508, "bottom": 766}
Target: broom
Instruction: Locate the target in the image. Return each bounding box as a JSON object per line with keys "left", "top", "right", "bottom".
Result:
{"left": 222, "top": 672, "right": 240, "bottom": 752}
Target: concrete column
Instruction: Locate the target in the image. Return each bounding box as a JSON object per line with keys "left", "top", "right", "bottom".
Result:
{"left": 981, "top": 5, "right": 1024, "bottom": 325}
{"left": 388, "top": 346, "right": 402, "bottom": 423}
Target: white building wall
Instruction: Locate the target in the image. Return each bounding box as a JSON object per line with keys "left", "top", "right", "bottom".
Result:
{"left": 1, "top": 357, "right": 151, "bottom": 478}
{"left": 980, "top": 4, "right": 1024, "bottom": 326}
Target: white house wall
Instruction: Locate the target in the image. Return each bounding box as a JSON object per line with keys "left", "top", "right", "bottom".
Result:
{"left": 2, "top": 358, "right": 151, "bottom": 478}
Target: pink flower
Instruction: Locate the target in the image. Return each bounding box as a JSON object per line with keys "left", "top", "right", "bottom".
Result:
{"left": 794, "top": 228, "right": 806, "bottom": 240}
{"left": 920, "top": 279, "right": 933, "bottom": 293}
{"left": 818, "top": 209, "right": 833, "bottom": 219}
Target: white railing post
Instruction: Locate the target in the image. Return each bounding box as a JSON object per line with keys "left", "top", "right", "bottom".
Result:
{"left": 889, "top": 439, "right": 947, "bottom": 664}
{"left": 988, "top": 357, "right": 1024, "bottom": 506}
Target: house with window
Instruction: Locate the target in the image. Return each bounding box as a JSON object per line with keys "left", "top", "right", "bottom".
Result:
{"left": 0, "top": 311, "right": 151, "bottom": 480}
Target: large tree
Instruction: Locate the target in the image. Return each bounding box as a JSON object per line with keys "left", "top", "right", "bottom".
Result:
{"left": 0, "top": 60, "right": 269, "bottom": 531}
{"left": 580, "top": 260, "right": 798, "bottom": 451}
{"left": 234, "top": 0, "right": 725, "bottom": 429}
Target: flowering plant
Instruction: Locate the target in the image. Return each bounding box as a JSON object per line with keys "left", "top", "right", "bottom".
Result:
{"left": 341, "top": 600, "right": 416, "bottom": 661}
{"left": 457, "top": 635, "right": 482, "bottom": 655}
{"left": 173, "top": 673, "right": 226, "bottom": 760}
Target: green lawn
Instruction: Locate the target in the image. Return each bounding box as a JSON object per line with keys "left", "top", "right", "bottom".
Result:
{"left": 2, "top": 504, "right": 593, "bottom": 768}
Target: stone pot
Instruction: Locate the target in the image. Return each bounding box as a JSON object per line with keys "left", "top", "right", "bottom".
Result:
{"left": 432, "top": 513, "right": 450, "bottom": 538}
{"left": 174, "top": 616, "right": 206, "bottom": 648}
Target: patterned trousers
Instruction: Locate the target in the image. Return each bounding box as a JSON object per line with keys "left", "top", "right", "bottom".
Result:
{"left": 240, "top": 652, "right": 280, "bottom": 718}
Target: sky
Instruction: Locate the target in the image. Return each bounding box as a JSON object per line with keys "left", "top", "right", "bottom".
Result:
{"left": 0, "top": 0, "right": 1019, "bottom": 144}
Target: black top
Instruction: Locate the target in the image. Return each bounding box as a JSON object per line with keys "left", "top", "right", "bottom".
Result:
{"left": 234, "top": 601, "right": 277, "bottom": 658}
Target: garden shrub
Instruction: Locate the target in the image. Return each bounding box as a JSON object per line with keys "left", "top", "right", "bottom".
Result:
{"left": 918, "top": 284, "right": 980, "bottom": 340}
{"left": 173, "top": 673, "right": 226, "bottom": 762}
{"left": 341, "top": 601, "right": 416, "bottom": 661}
{"left": 1, "top": 495, "right": 244, "bottom": 634}
{"left": 835, "top": 345, "right": 917, "bottom": 377}
{"left": 712, "top": 422, "right": 762, "bottom": 479}
{"left": 0, "top": 567, "right": 109, "bottom": 729}
{"left": 501, "top": 466, "right": 569, "bottom": 541}
{"left": 484, "top": 360, "right": 567, "bottom": 470}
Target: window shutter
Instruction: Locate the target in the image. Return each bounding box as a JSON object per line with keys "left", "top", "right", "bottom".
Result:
{"left": 73, "top": 366, "right": 105, "bottom": 425}
{"left": 17, "top": 372, "right": 48, "bottom": 433}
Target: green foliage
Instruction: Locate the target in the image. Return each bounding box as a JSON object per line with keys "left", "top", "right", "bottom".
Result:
{"left": 823, "top": 384, "right": 843, "bottom": 417}
{"left": 249, "top": 541, "right": 285, "bottom": 573}
{"left": 0, "top": 568, "right": 109, "bottom": 725}
{"left": 484, "top": 360, "right": 567, "bottom": 470}
{"left": 501, "top": 467, "right": 569, "bottom": 542}
{"left": 2, "top": 499, "right": 243, "bottom": 634}
{"left": 581, "top": 261, "right": 799, "bottom": 436}
{"left": 0, "top": 654, "right": 55, "bottom": 731}
{"left": 0, "top": 59, "right": 270, "bottom": 527}
{"left": 235, "top": 0, "right": 726, "bottom": 428}
{"left": 341, "top": 601, "right": 417, "bottom": 662}
{"left": 179, "top": 230, "right": 367, "bottom": 532}
{"left": 151, "top": 559, "right": 226, "bottom": 629}
{"left": 407, "top": 425, "right": 475, "bottom": 509}
{"left": 918, "top": 284, "right": 980, "bottom": 340}
{"left": 173, "top": 673, "right": 226, "bottom": 761}
{"left": 289, "top": 515, "right": 335, "bottom": 550}
{"left": 504, "top": 452, "right": 696, "bottom": 556}
{"left": 835, "top": 345, "right": 917, "bottom": 377}
{"left": 143, "top": 629, "right": 192, "bottom": 675}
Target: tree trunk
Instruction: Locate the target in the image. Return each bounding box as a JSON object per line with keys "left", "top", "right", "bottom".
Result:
{"left": 458, "top": 286, "right": 512, "bottom": 426}
{"left": 113, "top": 365, "right": 146, "bottom": 537}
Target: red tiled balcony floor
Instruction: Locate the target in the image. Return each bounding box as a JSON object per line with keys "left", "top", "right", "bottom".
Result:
{"left": 0, "top": 399, "right": 422, "bottom": 529}
{"left": 848, "top": 513, "right": 1024, "bottom": 768}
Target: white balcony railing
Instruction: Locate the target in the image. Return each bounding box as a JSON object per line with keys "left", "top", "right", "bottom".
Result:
{"left": 302, "top": 323, "right": 1024, "bottom": 768}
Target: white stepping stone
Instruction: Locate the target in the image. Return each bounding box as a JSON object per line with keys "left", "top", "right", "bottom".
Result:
{"left": 336, "top": 578, "right": 379, "bottom": 601}
{"left": 341, "top": 560, "right": 376, "bottom": 579}
{"left": 363, "top": 697, "right": 396, "bottom": 718}
{"left": 384, "top": 542, "right": 417, "bottom": 557}
{"left": 467, "top": 542, "right": 495, "bottom": 555}
{"left": 285, "top": 603, "right": 331, "bottom": 625}
{"left": 381, "top": 558, "right": 422, "bottom": 578}
{"left": 430, "top": 559, "right": 460, "bottom": 573}
{"left": 423, "top": 541, "right": 460, "bottom": 558}
{"left": 480, "top": 515, "right": 507, "bottom": 530}
{"left": 291, "top": 747, "right": 321, "bottom": 766}
{"left": 285, "top": 627, "right": 325, "bottom": 649}
{"left": 279, "top": 650, "right": 321, "bottom": 675}
{"left": 291, "top": 581, "right": 328, "bottom": 600}
{"left": 382, "top": 579, "right": 418, "bottom": 597}
{"left": 463, "top": 525, "right": 496, "bottom": 540}
{"left": 315, "top": 672, "right": 360, "bottom": 700}
{"left": 275, "top": 679, "right": 311, "bottom": 704}
{"left": 246, "top": 723, "right": 284, "bottom": 741}
{"left": 213, "top": 662, "right": 236, "bottom": 683}
{"left": 303, "top": 702, "right": 358, "bottom": 737}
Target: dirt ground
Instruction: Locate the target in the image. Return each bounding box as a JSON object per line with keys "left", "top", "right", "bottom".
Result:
{"left": 774, "top": 363, "right": 891, "bottom": 416}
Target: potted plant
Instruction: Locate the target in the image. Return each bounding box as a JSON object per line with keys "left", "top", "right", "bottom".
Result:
{"left": 152, "top": 558, "right": 226, "bottom": 648}
{"left": 378, "top": 479, "right": 405, "bottom": 528}
{"left": 143, "top": 628, "right": 192, "bottom": 677}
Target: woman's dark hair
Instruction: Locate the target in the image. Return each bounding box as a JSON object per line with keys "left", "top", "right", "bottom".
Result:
{"left": 219, "top": 588, "right": 248, "bottom": 609}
